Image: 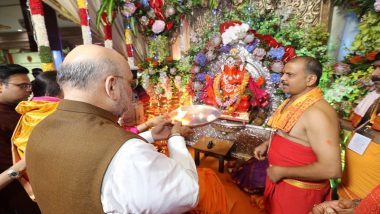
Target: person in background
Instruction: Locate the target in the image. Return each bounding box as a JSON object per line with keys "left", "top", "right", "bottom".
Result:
{"left": 254, "top": 56, "right": 341, "bottom": 214}
{"left": 31, "top": 68, "right": 43, "bottom": 79}
{"left": 26, "top": 45, "right": 199, "bottom": 213}
{"left": 10, "top": 71, "right": 62, "bottom": 200}
{"left": 119, "top": 113, "right": 170, "bottom": 134}
{"left": 310, "top": 184, "right": 380, "bottom": 214}
{"left": 337, "top": 53, "right": 380, "bottom": 201}
{"left": 0, "top": 158, "right": 26, "bottom": 190}
{"left": 12, "top": 71, "right": 62, "bottom": 161}
{"left": 0, "top": 64, "right": 40, "bottom": 213}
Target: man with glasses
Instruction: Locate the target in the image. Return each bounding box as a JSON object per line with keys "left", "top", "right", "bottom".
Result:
{"left": 0, "top": 64, "right": 40, "bottom": 213}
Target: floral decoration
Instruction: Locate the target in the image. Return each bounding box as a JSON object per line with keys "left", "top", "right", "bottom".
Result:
{"left": 187, "top": 20, "right": 297, "bottom": 122}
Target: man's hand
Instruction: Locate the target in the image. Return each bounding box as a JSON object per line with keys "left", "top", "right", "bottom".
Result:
{"left": 146, "top": 114, "right": 171, "bottom": 128}
{"left": 309, "top": 199, "right": 355, "bottom": 214}
{"left": 151, "top": 121, "right": 172, "bottom": 141}
{"left": 267, "top": 165, "right": 284, "bottom": 183}
{"left": 254, "top": 140, "right": 269, "bottom": 160}
{"left": 171, "top": 121, "right": 194, "bottom": 138}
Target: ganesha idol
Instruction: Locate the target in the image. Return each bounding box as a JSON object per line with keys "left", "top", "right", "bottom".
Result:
{"left": 203, "top": 56, "right": 251, "bottom": 116}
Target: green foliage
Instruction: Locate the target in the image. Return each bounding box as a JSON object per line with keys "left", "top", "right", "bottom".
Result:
{"left": 350, "top": 11, "right": 380, "bottom": 53}
{"left": 147, "top": 35, "right": 169, "bottom": 63}
{"left": 38, "top": 46, "right": 53, "bottom": 63}
{"left": 333, "top": 0, "right": 376, "bottom": 16}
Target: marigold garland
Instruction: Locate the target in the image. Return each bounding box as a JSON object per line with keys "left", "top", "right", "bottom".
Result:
{"left": 213, "top": 71, "right": 250, "bottom": 113}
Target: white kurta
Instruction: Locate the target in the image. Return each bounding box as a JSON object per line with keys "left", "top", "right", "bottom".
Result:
{"left": 101, "top": 131, "right": 199, "bottom": 214}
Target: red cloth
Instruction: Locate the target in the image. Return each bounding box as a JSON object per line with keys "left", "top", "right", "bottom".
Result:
{"left": 355, "top": 184, "right": 380, "bottom": 214}
{"left": 264, "top": 134, "right": 331, "bottom": 214}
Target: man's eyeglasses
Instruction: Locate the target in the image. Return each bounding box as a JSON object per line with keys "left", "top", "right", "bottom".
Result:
{"left": 3, "top": 82, "right": 32, "bottom": 90}
{"left": 130, "top": 79, "right": 138, "bottom": 90}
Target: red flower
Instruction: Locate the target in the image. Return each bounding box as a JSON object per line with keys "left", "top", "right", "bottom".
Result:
{"left": 349, "top": 55, "right": 365, "bottom": 64}
{"left": 166, "top": 22, "right": 173, "bottom": 31}
{"left": 134, "top": 2, "right": 142, "bottom": 9}
{"left": 148, "top": 19, "right": 154, "bottom": 26}
{"left": 283, "top": 46, "right": 297, "bottom": 63}
{"left": 149, "top": 0, "right": 164, "bottom": 8}
{"left": 366, "top": 51, "right": 379, "bottom": 61}
{"left": 219, "top": 20, "right": 242, "bottom": 34}
{"left": 262, "top": 35, "right": 280, "bottom": 48}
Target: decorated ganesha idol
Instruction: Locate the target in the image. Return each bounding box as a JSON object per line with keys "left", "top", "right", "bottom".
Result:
{"left": 204, "top": 53, "right": 250, "bottom": 114}
{"left": 189, "top": 20, "right": 296, "bottom": 124}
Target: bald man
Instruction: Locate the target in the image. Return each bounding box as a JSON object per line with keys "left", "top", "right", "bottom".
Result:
{"left": 26, "top": 45, "right": 199, "bottom": 213}
{"left": 254, "top": 56, "right": 341, "bottom": 214}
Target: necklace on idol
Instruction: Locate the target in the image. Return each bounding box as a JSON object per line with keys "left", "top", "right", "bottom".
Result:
{"left": 213, "top": 71, "right": 250, "bottom": 113}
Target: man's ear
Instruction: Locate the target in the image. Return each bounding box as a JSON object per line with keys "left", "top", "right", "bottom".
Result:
{"left": 306, "top": 74, "right": 317, "bottom": 86}
{"left": 104, "top": 76, "right": 119, "bottom": 100}
{"left": 0, "top": 82, "right": 4, "bottom": 93}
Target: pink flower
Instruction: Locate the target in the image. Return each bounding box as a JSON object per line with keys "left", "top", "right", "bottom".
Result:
{"left": 375, "top": 0, "right": 380, "bottom": 12}
{"left": 271, "top": 61, "right": 284, "bottom": 73}
{"left": 152, "top": 20, "right": 166, "bottom": 34}
{"left": 122, "top": 2, "right": 136, "bottom": 17}
{"left": 165, "top": 6, "right": 176, "bottom": 17}
{"left": 333, "top": 62, "right": 350, "bottom": 75}
{"left": 253, "top": 48, "right": 266, "bottom": 61}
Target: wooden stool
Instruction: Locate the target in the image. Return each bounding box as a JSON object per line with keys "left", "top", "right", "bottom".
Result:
{"left": 192, "top": 136, "right": 234, "bottom": 173}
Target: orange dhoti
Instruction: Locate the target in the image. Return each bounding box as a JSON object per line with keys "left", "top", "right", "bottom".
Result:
{"left": 191, "top": 168, "right": 235, "bottom": 214}
{"left": 264, "top": 134, "right": 331, "bottom": 214}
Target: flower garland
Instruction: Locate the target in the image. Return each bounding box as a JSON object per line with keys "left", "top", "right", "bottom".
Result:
{"left": 101, "top": 12, "right": 113, "bottom": 48}
{"left": 29, "top": 0, "right": 55, "bottom": 71}
{"left": 213, "top": 71, "right": 250, "bottom": 113}
{"left": 124, "top": 28, "right": 136, "bottom": 69}
{"left": 77, "top": 0, "right": 92, "bottom": 45}
{"left": 123, "top": 0, "right": 187, "bottom": 37}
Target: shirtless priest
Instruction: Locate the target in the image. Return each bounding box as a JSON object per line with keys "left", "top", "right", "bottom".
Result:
{"left": 254, "top": 56, "right": 342, "bottom": 214}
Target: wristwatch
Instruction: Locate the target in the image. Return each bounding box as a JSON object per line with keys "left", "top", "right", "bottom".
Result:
{"left": 7, "top": 168, "right": 21, "bottom": 179}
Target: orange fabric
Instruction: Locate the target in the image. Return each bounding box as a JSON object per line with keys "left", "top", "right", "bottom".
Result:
{"left": 267, "top": 87, "right": 323, "bottom": 132}
{"left": 265, "top": 134, "right": 331, "bottom": 214}
{"left": 354, "top": 184, "right": 380, "bottom": 214}
{"left": 370, "top": 101, "right": 380, "bottom": 131}
{"left": 349, "top": 112, "right": 362, "bottom": 128}
{"left": 338, "top": 141, "right": 380, "bottom": 200}
{"left": 191, "top": 168, "right": 235, "bottom": 214}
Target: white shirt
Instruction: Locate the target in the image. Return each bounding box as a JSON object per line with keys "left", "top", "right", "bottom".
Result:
{"left": 101, "top": 131, "right": 199, "bottom": 214}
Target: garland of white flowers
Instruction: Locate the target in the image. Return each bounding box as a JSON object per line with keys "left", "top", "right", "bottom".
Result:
{"left": 159, "top": 71, "right": 172, "bottom": 100}
{"left": 77, "top": 0, "right": 92, "bottom": 45}
{"left": 29, "top": 0, "right": 55, "bottom": 71}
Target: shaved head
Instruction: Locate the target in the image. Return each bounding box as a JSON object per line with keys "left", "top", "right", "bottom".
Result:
{"left": 58, "top": 45, "right": 134, "bottom": 117}
{"left": 58, "top": 45, "right": 131, "bottom": 90}
{"left": 287, "top": 56, "right": 322, "bottom": 85}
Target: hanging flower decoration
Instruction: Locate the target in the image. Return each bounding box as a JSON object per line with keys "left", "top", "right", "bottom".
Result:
{"left": 77, "top": 0, "right": 92, "bottom": 45}
{"left": 187, "top": 20, "right": 296, "bottom": 122}
{"left": 29, "top": 0, "right": 55, "bottom": 71}
{"left": 123, "top": 0, "right": 190, "bottom": 37}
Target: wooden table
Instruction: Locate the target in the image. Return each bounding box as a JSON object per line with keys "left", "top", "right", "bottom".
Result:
{"left": 192, "top": 136, "right": 234, "bottom": 173}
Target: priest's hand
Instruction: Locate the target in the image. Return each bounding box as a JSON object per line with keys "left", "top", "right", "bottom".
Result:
{"left": 254, "top": 140, "right": 269, "bottom": 160}
{"left": 170, "top": 121, "right": 194, "bottom": 138}
{"left": 309, "top": 199, "right": 356, "bottom": 214}
{"left": 267, "top": 165, "right": 284, "bottom": 183}
{"left": 151, "top": 120, "right": 172, "bottom": 141}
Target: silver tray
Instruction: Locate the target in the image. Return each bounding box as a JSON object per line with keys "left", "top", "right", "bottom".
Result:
{"left": 169, "top": 105, "right": 221, "bottom": 127}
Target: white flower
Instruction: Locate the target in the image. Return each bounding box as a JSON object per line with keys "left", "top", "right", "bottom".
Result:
{"left": 221, "top": 23, "right": 249, "bottom": 45}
